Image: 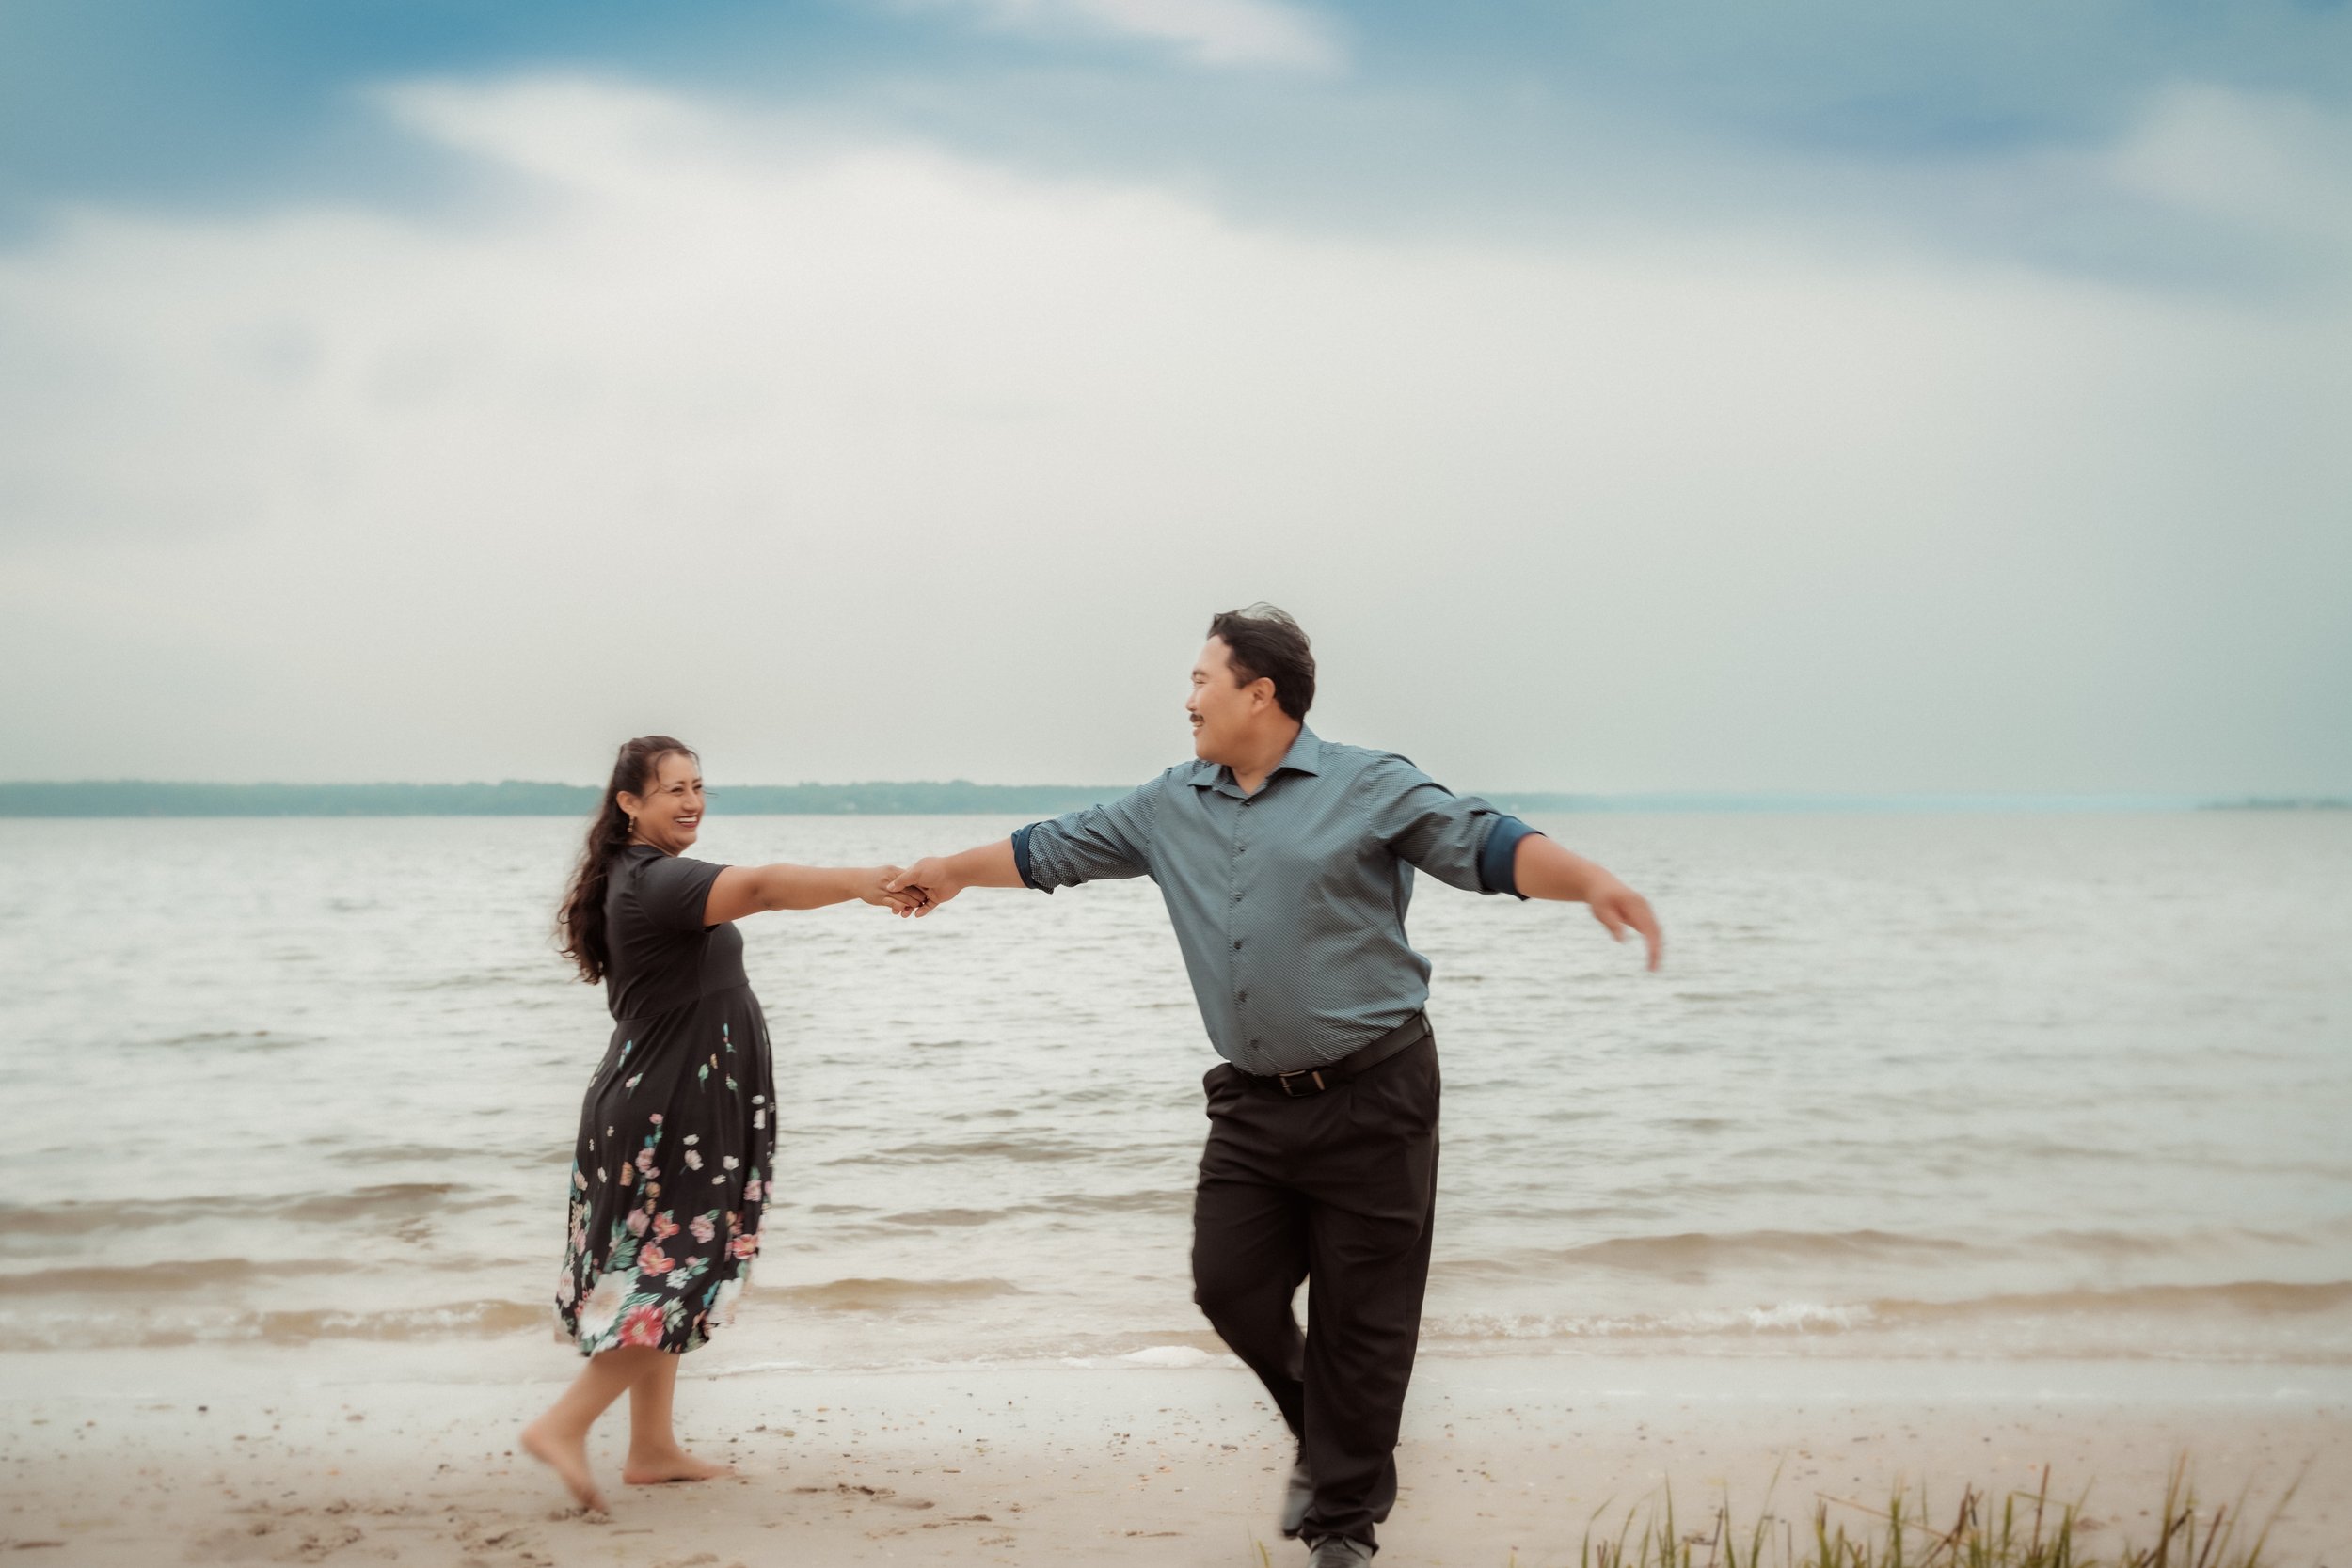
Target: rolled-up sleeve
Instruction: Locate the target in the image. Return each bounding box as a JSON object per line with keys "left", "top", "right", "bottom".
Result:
{"left": 1015, "top": 778, "right": 1162, "bottom": 892}
{"left": 1360, "top": 757, "right": 1533, "bottom": 896}
{"left": 1476, "top": 815, "right": 1542, "bottom": 899}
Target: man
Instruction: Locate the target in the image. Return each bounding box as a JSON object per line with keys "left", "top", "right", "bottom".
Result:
{"left": 889, "top": 605, "right": 1661, "bottom": 1564}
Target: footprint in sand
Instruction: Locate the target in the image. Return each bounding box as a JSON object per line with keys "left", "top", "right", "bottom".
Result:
{"left": 282, "top": 1522, "right": 364, "bottom": 1562}
{"left": 786, "top": 1482, "right": 937, "bottom": 1514}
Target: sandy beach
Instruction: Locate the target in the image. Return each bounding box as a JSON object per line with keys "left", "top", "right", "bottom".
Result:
{"left": 4, "top": 1344, "right": 2345, "bottom": 1566}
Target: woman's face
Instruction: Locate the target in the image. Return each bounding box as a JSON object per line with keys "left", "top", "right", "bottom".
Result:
{"left": 619, "top": 752, "right": 705, "bottom": 853}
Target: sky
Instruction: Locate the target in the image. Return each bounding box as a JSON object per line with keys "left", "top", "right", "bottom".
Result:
{"left": 1, "top": 1, "right": 2346, "bottom": 794}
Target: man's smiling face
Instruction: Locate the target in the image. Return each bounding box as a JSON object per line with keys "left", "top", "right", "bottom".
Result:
{"left": 1186, "top": 637, "right": 1264, "bottom": 766}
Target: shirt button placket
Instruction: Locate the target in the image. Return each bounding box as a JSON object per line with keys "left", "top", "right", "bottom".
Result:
{"left": 1231, "top": 795, "right": 1251, "bottom": 1066}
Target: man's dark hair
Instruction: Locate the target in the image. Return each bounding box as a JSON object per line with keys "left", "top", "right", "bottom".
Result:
{"left": 1206, "top": 603, "right": 1315, "bottom": 721}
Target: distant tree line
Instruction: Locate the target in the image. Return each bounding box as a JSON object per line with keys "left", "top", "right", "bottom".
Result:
{"left": 0, "top": 779, "right": 1610, "bottom": 817}
{"left": 0, "top": 779, "right": 1128, "bottom": 817}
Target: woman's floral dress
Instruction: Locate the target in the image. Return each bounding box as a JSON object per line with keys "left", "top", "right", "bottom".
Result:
{"left": 556, "top": 845, "right": 775, "bottom": 1355}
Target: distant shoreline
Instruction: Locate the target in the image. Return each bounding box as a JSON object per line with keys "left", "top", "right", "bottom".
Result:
{"left": 0, "top": 780, "right": 2343, "bottom": 817}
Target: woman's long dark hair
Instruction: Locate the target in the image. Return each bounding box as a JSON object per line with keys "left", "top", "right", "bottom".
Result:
{"left": 557, "top": 735, "right": 696, "bottom": 984}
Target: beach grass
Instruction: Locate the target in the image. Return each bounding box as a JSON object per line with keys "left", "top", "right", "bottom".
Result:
{"left": 1548, "top": 1463, "right": 2300, "bottom": 1568}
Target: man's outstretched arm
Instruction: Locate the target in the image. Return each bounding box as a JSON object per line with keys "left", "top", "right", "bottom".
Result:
{"left": 891, "top": 781, "right": 1162, "bottom": 917}
{"left": 884, "top": 839, "right": 1024, "bottom": 917}
{"left": 1513, "top": 833, "right": 1664, "bottom": 971}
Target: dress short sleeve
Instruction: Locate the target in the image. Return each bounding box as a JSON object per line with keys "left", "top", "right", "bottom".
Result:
{"left": 634, "top": 852, "right": 729, "bottom": 932}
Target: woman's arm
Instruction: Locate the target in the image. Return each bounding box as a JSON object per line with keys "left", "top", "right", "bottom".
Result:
{"left": 701, "top": 863, "right": 922, "bottom": 926}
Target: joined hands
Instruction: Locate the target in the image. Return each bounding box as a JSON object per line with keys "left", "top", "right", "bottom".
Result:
{"left": 861, "top": 866, "right": 930, "bottom": 915}
{"left": 881, "top": 858, "right": 957, "bottom": 917}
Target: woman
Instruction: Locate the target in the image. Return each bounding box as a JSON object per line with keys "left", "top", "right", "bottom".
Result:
{"left": 522, "top": 735, "right": 923, "bottom": 1512}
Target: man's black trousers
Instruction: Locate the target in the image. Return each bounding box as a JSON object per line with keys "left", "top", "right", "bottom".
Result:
{"left": 1191, "top": 1031, "right": 1440, "bottom": 1552}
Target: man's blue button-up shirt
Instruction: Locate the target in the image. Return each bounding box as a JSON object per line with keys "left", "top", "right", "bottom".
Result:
{"left": 1010, "top": 726, "right": 1540, "bottom": 1074}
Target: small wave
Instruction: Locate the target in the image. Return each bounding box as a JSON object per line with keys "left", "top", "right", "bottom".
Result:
{"left": 2023, "top": 1226, "right": 2332, "bottom": 1260}
{"left": 0, "top": 1297, "right": 547, "bottom": 1350}
{"left": 0, "top": 1182, "right": 504, "bottom": 1239}
{"left": 1424, "top": 1280, "right": 2352, "bottom": 1345}
{"left": 256, "top": 1300, "right": 547, "bottom": 1342}
{"left": 866, "top": 1191, "right": 1187, "bottom": 1230}
{"left": 281, "top": 1182, "right": 511, "bottom": 1223}
{"left": 326, "top": 1143, "right": 478, "bottom": 1166}
{"left": 0, "top": 1196, "right": 219, "bottom": 1238}
{"left": 400, "top": 971, "right": 533, "bottom": 991}
{"left": 1550, "top": 1228, "right": 1976, "bottom": 1273}
{"left": 0, "top": 1257, "right": 366, "bottom": 1298}
{"left": 848, "top": 1137, "right": 1099, "bottom": 1166}
{"left": 2024, "top": 1228, "right": 2204, "bottom": 1259}
{"left": 765, "top": 1277, "right": 1029, "bottom": 1313}
{"left": 1429, "top": 1301, "right": 1878, "bottom": 1341}
{"left": 879, "top": 1209, "right": 1004, "bottom": 1227}
{"left": 1454, "top": 1226, "right": 2351, "bottom": 1284}
{"left": 1053, "top": 1188, "right": 1189, "bottom": 1216}
{"left": 130, "top": 1029, "right": 314, "bottom": 1053}
{"left": 1875, "top": 1280, "right": 2352, "bottom": 1323}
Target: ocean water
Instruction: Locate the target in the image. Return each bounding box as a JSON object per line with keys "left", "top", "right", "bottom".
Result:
{"left": 1, "top": 812, "right": 2346, "bottom": 1371}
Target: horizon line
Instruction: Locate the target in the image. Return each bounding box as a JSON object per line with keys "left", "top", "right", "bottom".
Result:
{"left": 0, "top": 779, "right": 2344, "bottom": 817}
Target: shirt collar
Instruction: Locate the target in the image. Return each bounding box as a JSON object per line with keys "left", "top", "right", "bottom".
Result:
{"left": 1190, "top": 725, "right": 1323, "bottom": 797}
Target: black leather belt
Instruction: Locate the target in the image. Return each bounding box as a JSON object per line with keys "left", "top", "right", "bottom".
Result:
{"left": 1242, "top": 1011, "right": 1431, "bottom": 1098}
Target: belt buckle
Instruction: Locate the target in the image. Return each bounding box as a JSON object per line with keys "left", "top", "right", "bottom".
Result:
{"left": 1274, "top": 1068, "right": 1327, "bottom": 1097}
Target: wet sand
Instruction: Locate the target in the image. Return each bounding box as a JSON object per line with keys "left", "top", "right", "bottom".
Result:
{"left": 2, "top": 1345, "right": 2345, "bottom": 1565}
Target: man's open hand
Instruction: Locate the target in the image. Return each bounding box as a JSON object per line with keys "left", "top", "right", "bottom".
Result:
{"left": 1586, "top": 877, "right": 1662, "bottom": 971}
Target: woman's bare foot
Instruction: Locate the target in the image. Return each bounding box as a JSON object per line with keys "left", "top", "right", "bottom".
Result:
{"left": 621, "top": 1448, "right": 734, "bottom": 1485}
{"left": 521, "top": 1418, "right": 610, "bottom": 1513}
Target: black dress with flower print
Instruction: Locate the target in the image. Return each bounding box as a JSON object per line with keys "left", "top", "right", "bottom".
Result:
{"left": 555, "top": 845, "right": 776, "bottom": 1355}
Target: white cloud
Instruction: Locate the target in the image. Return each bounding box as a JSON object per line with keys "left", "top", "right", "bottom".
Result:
{"left": 0, "top": 76, "right": 2343, "bottom": 792}
{"left": 912, "top": 0, "right": 1342, "bottom": 71}
{"left": 2101, "top": 84, "right": 2352, "bottom": 260}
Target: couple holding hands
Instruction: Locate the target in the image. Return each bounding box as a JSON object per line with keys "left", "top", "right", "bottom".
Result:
{"left": 523, "top": 605, "right": 1662, "bottom": 1564}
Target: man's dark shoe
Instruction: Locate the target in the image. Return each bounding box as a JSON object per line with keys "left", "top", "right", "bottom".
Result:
{"left": 1279, "top": 1457, "right": 1312, "bottom": 1538}
{"left": 1306, "top": 1536, "right": 1376, "bottom": 1566}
